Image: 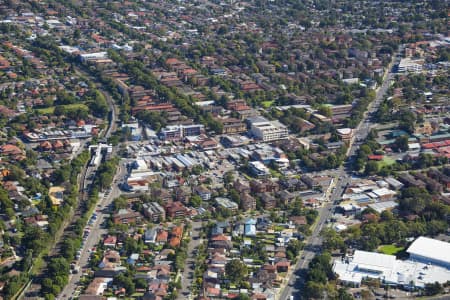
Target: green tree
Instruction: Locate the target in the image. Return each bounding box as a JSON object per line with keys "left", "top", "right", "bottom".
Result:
{"left": 189, "top": 195, "right": 202, "bottom": 208}
{"left": 113, "top": 273, "right": 135, "bottom": 295}
{"left": 225, "top": 259, "right": 248, "bottom": 286}
{"left": 364, "top": 161, "right": 379, "bottom": 175}
{"left": 236, "top": 294, "right": 251, "bottom": 300}
{"left": 399, "top": 187, "right": 429, "bottom": 214}
{"left": 47, "top": 257, "right": 70, "bottom": 277}
{"left": 286, "top": 239, "right": 303, "bottom": 260}
{"left": 88, "top": 90, "right": 109, "bottom": 118}
{"left": 424, "top": 282, "right": 443, "bottom": 296}
{"left": 394, "top": 135, "right": 409, "bottom": 152}
{"left": 23, "top": 225, "right": 49, "bottom": 255}
{"left": 321, "top": 228, "right": 345, "bottom": 251}
{"left": 317, "top": 105, "right": 332, "bottom": 117}
{"left": 305, "top": 281, "right": 325, "bottom": 299}
{"left": 113, "top": 196, "right": 128, "bottom": 211}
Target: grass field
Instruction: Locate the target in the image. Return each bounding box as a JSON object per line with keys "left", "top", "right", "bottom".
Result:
{"left": 378, "top": 156, "right": 396, "bottom": 168}
{"left": 378, "top": 244, "right": 404, "bottom": 255}
{"left": 36, "top": 103, "right": 88, "bottom": 114}
{"left": 261, "top": 100, "right": 274, "bottom": 108}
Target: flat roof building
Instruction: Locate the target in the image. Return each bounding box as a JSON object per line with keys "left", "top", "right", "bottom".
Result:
{"left": 215, "top": 197, "right": 238, "bottom": 212}
{"left": 334, "top": 249, "right": 450, "bottom": 289}
{"left": 248, "top": 116, "right": 288, "bottom": 142}
{"left": 398, "top": 58, "right": 424, "bottom": 73}
{"left": 407, "top": 236, "right": 450, "bottom": 269}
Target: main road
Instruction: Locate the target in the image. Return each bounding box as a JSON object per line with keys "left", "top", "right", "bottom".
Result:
{"left": 279, "top": 47, "right": 403, "bottom": 300}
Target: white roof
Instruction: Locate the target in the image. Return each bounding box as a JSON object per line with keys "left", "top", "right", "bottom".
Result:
{"left": 134, "top": 159, "right": 148, "bottom": 171}
{"left": 337, "top": 128, "right": 352, "bottom": 135}
{"left": 373, "top": 188, "right": 396, "bottom": 197}
{"left": 369, "top": 201, "right": 398, "bottom": 213}
{"left": 340, "top": 203, "right": 360, "bottom": 211}
{"left": 353, "top": 250, "right": 396, "bottom": 272}
{"left": 385, "top": 177, "right": 404, "bottom": 187}
{"left": 407, "top": 236, "right": 450, "bottom": 265}
{"left": 333, "top": 250, "right": 450, "bottom": 288}
{"left": 335, "top": 224, "right": 348, "bottom": 232}
{"left": 408, "top": 143, "right": 421, "bottom": 149}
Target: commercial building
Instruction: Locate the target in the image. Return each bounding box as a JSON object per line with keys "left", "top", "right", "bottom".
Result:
{"left": 397, "top": 58, "right": 424, "bottom": 73}
{"left": 79, "top": 51, "right": 108, "bottom": 63}
{"left": 248, "top": 116, "right": 288, "bottom": 142}
{"left": 385, "top": 177, "right": 404, "bottom": 190}
{"left": 158, "top": 124, "right": 204, "bottom": 141}
{"left": 407, "top": 237, "right": 450, "bottom": 269}
{"left": 333, "top": 237, "right": 450, "bottom": 289}
{"left": 215, "top": 197, "right": 238, "bottom": 212}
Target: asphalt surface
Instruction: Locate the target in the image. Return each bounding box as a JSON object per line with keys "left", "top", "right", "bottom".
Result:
{"left": 279, "top": 48, "right": 403, "bottom": 300}
{"left": 59, "top": 162, "right": 127, "bottom": 300}
{"left": 177, "top": 221, "right": 203, "bottom": 300}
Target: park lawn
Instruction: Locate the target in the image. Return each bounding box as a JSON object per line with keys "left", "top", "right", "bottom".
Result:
{"left": 131, "top": 293, "right": 144, "bottom": 297}
{"left": 261, "top": 100, "right": 274, "bottom": 108}
{"left": 269, "top": 168, "right": 282, "bottom": 178}
{"left": 30, "top": 252, "right": 46, "bottom": 275}
{"left": 262, "top": 234, "right": 276, "bottom": 239}
{"left": 273, "top": 225, "right": 285, "bottom": 232}
{"left": 378, "top": 244, "right": 404, "bottom": 255}
{"left": 378, "top": 156, "right": 396, "bottom": 168}
{"left": 36, "top": 103, "right": 88, "bottom": 114}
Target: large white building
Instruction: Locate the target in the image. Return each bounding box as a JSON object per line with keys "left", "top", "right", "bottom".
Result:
{"left": 158, "top": 124, "right": 204, "bottom": 141}
{"left": 398, "top": 58, "right": 424, "bottom": 73}
{"left": 333, "top": 237, "right": 450, "bottom": 289}
{"left": 249, "top": 116, "right": 288, "bottom": 142}
{"left": 407, "top": 236, "right": 450, "bottom": 269}
{"left": 79, "top": 51, "right": 108, "bottom": 63}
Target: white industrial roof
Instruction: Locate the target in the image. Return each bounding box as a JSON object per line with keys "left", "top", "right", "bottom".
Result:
{"left": 353, "top": 250, "right": 396, "bottom": 272}
{"left": 333, "top": 250, "right": 450, "bottom": 288}
{"left": 373, "top": 188, "right": 396, "bottom": 197}
{"left": 369, "top": 201, "right": 398, "bottom": 213}
{"left": 385, "top": 177, "right": 404, "bottom": 188}
{"left": 407, "top": 236, "right": 450, "bottom": 265}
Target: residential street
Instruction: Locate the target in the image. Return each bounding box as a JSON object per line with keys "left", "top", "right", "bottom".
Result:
{"left": 177, "top": 221, "right": 203, "bottom": 300}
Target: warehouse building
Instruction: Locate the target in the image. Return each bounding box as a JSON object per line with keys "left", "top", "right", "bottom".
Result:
{"left": 407, "top": 236, "right": 450, "bottom": 269}
{"left": 333, "top": 237, "right": 450, "bottom": 289}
